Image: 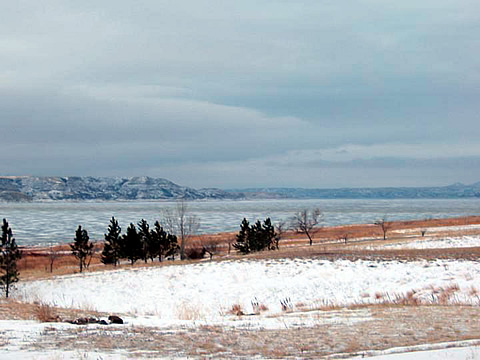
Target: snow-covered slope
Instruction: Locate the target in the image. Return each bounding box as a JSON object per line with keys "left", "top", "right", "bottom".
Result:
{"left": 15, "top": 258, "right": 480, "bottom": 324}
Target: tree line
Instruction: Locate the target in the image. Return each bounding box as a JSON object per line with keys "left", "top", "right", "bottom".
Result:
{"left": 65, "top": 207, "right": 327, "bottom": 271}
{"left": 2, "top": 205, "right": 399, "bottom": 297}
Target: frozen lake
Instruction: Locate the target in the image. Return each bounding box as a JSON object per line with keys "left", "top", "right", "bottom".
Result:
{"left": 1, "top": 198, "right": 480, "bottom": 246}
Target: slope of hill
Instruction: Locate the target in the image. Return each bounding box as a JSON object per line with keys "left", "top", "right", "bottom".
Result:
{"left": 0, "top": 176, "right": 235, "bottom": 201}
{"left": 228, "top": 182, "right": 480, "bottom": 199}
{"left": 1, "top": 176, "right": 480, "bottom": 201}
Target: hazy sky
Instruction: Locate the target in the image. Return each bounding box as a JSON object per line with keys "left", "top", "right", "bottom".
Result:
{"left": 1, "top": 1, "right": 479, "bottom": 188}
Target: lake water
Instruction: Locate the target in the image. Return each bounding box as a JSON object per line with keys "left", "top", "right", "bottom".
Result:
{"left": 1, "top": 198, "right": 480, "bottom": 246}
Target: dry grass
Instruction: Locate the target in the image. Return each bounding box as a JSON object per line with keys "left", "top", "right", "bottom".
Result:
{"left": 35, "top": 303, "right": 59, "bottom": 322}
{"left": 19, "top": 305, "right": 480, "bottom": 359}
{"left": 176, "top": 302, "right": 204, "bottom": 320}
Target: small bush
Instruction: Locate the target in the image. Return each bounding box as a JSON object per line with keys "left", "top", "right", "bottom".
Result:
{"left": 185, "top": 246, "right": 205, "bottom": 260}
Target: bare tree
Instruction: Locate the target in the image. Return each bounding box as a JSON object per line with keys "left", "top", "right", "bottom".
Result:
{"left": 48, "top": 243, "right": 60, "bottom": 273}
{"left": 274, "top": 220, "right": 287, "bottom": 250}
{"left": 161, "top": 200, "right": 200, "bottom": 260}
{"left": 340, "top": 233, "right": 350, "bottom": 244}
{"left": 374, "top": 216, "right": 391, "bottom": 240}
{"left": 290, "top": 209, "right": 322, "bottom": 246}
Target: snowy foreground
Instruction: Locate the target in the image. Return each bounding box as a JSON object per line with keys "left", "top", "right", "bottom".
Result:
{"left": 4, "top": 256, "right": 480, "bottom": 358}
{"left": 15, "top": 257, "right": 480, "bottom": 324}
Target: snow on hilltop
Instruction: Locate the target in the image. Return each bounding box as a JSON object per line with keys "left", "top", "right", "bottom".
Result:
{"left": 0, "top": 176, "right": 236, "bottom": 201}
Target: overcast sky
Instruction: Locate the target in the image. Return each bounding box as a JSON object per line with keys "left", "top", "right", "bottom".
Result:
{"left": 1, "top": 1, "right": 479, "bottom": 188}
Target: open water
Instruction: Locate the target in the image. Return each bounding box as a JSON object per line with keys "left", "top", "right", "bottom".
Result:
{"left": 1, "top": 198, "right": 479, "bottom": 246}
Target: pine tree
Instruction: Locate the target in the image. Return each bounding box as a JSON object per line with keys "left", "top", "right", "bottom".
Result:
{"left": 70, "top": 225, "right": 94, "bottom": 273}
{"left": 233, "top": 218, "right": 252, "bottom": 254}
{"left": 137, "top": 219, "right": 152, "bottom": 263}
{"left": 259, "top": 218, "right": 276, "bottom": 251}
{"left": 123, "top": 223, "right": 142, "bottom": 265}
{"left": 101, "top": 217, "right": 121, "bottom": 266}
{"left": 151, "top": 221, "right": 179, "bottom": 262}
{"left": 0, "top": 219, "right": 21, "bottom": 298}
{"left": 233, "top": 218, "right": 277, "bottom": 254}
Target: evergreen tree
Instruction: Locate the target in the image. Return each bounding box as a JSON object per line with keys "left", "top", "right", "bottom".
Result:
{"left": 233, "top": 218, "right": 252, "bottom": 254}
{"left": 101, "top": 217, "right": 122, "bottom": 266}
{"left": 258, "top": 218, "right": 276, "bottom": 251}
{"left": 233, "top": 218, "right": 277, "bottom": 254}
{"left": 151, "top": 221, "right": 179, "bottom": 262}
{"left": 137, "top": 219, "right": 152, "bottom": 263}
{"left": 122, "top": 223, "right": 142, "bottom": 265}
{"left": 70, "top": 225, "right": 94, "bottom": 273}
{"left": 0, "top": 219, "right": 21, "bottom": 298}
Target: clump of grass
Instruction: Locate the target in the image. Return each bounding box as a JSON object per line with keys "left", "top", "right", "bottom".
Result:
{"left": 227, "top": 304, "right": 244, "bottom": 316}
{"left": 280, "top": 297, "right": 293, "bottom": 312}
{"left": 35, "top": 303, "right": 60, "bottom": 323}
{"left": 251, "top": 297, "right": 269, "bottom": 314}
{"left": 176, "top": 302, "right": 204, "bottom": 320}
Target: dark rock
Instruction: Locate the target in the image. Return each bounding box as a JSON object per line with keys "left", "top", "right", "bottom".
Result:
{"left": 72, "top": 317, "right": 88, "bottom": 325}
{"left": 108, "top": 315, "right": 124, "bottom": 324}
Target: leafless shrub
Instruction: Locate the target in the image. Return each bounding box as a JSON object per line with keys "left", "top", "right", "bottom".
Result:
{"left": 184, "top": 246, "right": 205, "bottom": 260}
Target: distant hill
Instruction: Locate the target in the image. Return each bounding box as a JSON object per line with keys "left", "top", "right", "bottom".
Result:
{"left": 0, "top": 176, "right": 237, "bottom": 201}
{"left": 1, "top": 176, "right": 479, "bottom": 202}
{"left": 226, "top": 182, "right": 480, "bottom": 200}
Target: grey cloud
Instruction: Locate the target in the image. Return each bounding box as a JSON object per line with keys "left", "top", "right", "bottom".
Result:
{"left": 0, "top": 1, "right": 479, "bottom": 187}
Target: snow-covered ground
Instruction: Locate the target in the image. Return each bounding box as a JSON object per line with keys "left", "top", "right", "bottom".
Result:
{"left": 0, "top": 320, "right": 129, "bottom": 359}
{"left": 394, "top": 224, "right": 480, "bottom": 234}
{"left": 366, "top": 235, "right": 480, "bottom": 250}
{"left": 14, "top": 258, "right": 480, "bottom": 328}
{"left": 357, "top": 340, "right": 480, "bottom": 359}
